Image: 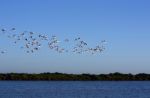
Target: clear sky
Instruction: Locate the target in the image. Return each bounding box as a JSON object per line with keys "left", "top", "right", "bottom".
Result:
{"left": 0, "top": 0, "right": 150, "bottom": 74}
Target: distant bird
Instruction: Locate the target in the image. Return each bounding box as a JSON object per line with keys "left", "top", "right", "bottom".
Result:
{"left": 11, "top": 28, "right": 16, "bottom": 31}
{"left": 1, "top": 50, "right": 6, "bottom": 54}
{"left": 64, "top": 39, "right": 69, "bottom": 42}
{"left": 75, "top": 37, "right": 80, "bottom": 41}
{"left": 30, "top": 32, "right": 34, "bottom": 35}
{"left": 1, "top": 29, "right": 5, "bottom": 32}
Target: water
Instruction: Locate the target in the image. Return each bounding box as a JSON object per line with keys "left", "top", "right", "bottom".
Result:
{"left": 0, "top": 81, "right": 150, "bottom": 98}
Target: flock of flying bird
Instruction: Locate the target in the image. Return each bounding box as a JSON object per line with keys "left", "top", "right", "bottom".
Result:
{"left": 0, "top": 28, "right": 106, "bottom": 55}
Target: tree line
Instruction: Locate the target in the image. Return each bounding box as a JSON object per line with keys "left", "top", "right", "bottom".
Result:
{"left": 0, "top": 72, "right": 150, "bottom": 81}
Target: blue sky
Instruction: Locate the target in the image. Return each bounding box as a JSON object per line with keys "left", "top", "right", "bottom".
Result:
{"left": 0, "top": 0, "right": 150, "bottom": 74}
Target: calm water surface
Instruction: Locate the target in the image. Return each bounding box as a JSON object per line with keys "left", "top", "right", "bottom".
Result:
{"left": 0, "top": 81, "right": 150, "bottom": 98}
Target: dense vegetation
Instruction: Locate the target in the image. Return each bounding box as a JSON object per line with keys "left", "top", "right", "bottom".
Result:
{"left": 0, "top": 72, "right": 150, "bottom": 81}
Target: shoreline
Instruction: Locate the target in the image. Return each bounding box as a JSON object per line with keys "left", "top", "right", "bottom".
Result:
{"left": 0, "top": 72, "right": 150, "bottom": 81}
